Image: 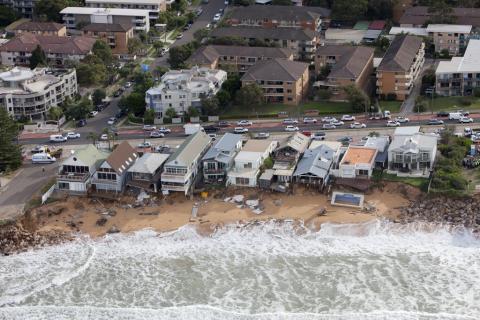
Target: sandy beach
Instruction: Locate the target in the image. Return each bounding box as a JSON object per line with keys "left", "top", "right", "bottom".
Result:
{"left": 32, "top": 182, "right": 418, "bottom": 238}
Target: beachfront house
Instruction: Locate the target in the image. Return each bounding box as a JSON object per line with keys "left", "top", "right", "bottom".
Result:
{"left": 56, "top": 145, "right": 110, "bottom": 194}
{"left": 227, "top": 140, "right": 278, "bottom": 188}
{"left": 272, "top": 132, "right": 310, "bottom": 184}
{"left": 293, "top": 144, "right": 335, "bottom": 189}
{"left": 387, "top": 127, "right": 437, "bottom": 177}
{"left": 161, "top": 131, "right": 211, "bottom": 195}
{"left": 338, "top": 146, "right": 377, "bottom": 179}
{"left": 201, "top": 133, "right": 243, "bottom": 184}
{"left": 127, "top": 153, "right": 170, "bottom": 193}
{"left": 91, "top": 141, "right": 138, "bottom": 194}
{"left": 362, "top": 136, "right": 390, "bottom": 168}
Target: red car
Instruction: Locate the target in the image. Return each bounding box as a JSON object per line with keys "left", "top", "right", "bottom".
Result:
{"left": 302, "top": 130, "right": 312, "bottom": 137}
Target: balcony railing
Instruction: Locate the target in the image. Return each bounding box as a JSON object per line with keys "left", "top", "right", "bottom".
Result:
{"left": 57, "top": 172, "right": 90, "bottom": 182}
{"left": 161, "top": 184, "right": 186, "bottom": 192}
{"left": 204, "top": 168, "right": 225, "bottom": 174}
{"left": 92, "top": 178, "right": 117, "bottom": 185}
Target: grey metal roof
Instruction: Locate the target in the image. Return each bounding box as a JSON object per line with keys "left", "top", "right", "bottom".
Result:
{"left": 166, "top": 131, "right": 211, "bottom": 167}
{"left": 241, "top": 58, "right": 308, "bottom": 82}
{"left": 293, "top": 145, "right": 334, "bottom": 179}
{"left": 277, "top": 132, "right": 310, "bottom": 153}
{"left": 128, "top": 153, "right": 169, "bottom": 174}
{"left": 202, "top": 133, "right": 242, "bottom": 162}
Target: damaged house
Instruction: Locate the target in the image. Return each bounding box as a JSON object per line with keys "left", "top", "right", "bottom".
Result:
{"left": 293, "top": 144, "right": 335, "bottom": 189}
{"left": 272, "top": 132, "right": 310, "bottom": 187}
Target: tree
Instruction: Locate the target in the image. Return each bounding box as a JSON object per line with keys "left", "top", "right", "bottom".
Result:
{"left": 92, "top": 40, "right": 114, "bottom": 64}
{"left": 35, "top": 0, "right": 70, "bottom": 22}
{"left": 216, "top": 89, "right": 231, "bottom": 108}
{"left": 171, "top": 0, "right": 188, "bottom": 13}
{"left": 87, "top": 132, "right": 98, "bottom": 145}
{"left": 428, "top": 0, "right": 456, "bottom": 24}
{"left": 154, "top": 66, "right": 168, "bottom": 78}
{"left": 235, "top": 83, "right": 264, "bottom": 111}
{"left": 317, "top": 65, "right": 331, "bottom": 80}
{"left": 193, "top": 28, "right": 210, "bottom": 42}
{"left": 272, "top": 0, "right": 292, "bottom": 4}
{"left": 0, "top": 5, "right": 18, "bottom": 27}
{"left": 332, "top": 0, "right": 368, "bottom": 21}
{"left": 201, "top": 96, "right": 220, "bottom": 115}
{"left": 165, "top": 107, "right": 177, "bottom": 118}
{"left": 187, "top": 106, "right": 200, "bottom": 117}
{"left": 0, "top": 108, "right": 22, "bottom": 172}
{"left": 48, "top": 106, "right": 63, "bottom": 121}
{"left": 128, "top": 38, "right": 144, "bottom": 55}
{"left": 65, "top": 98, "right": 92, "bottom": 120}
{"left": 366, "top": 0, "right": 395, "bottom": 20}
{"left": 125, "top": 92, "right": 146, "bottom": 116}
{"left": 144, "top": 108, "right": 155, "bottom": 124}
{"left": 209, "top": 36, "right": 248, "bottom": 46}
{"left": 76, "top": 56, "right": 107, "bottom": 86}
{"left": 222, "top": 73, "right": 242, "bottom": 97}
{"left": 168, "top": 42, "right": 198, "bottom": 69}
{"left": 92, "top": 89, "right": 106, "bottom": 106}
{"left": 344, "top": 85, "right": 370, "bottom": 113}
{"left": 30, "top": 45, "right": 47, "bottom": 69}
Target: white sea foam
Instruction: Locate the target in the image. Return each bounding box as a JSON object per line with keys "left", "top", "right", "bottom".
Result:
{"left": 1, "top": 220, "right": 480, "bottom": 319}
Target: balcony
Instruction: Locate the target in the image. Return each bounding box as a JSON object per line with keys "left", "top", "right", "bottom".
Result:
{"left": 204, "top": 168, "right": 225, "bottom": 174}
{"left": 161, "top": 173, "right": 187, "bottom": 183}
{"left": 57, "top": 172, "right": 90, "bottom": 182}
{"left": 91, "top": 178, "right": 117, "bottom": 186}
{"left": 161, "top": 184, "right": 186, "bottom": 192}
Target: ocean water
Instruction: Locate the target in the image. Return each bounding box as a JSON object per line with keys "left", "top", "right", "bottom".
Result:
{"left": 1, "top": 220, "right": 480, "bottom": 320}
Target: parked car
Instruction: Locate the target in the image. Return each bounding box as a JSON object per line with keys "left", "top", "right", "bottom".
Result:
{"left": 213, "top": 13, "right": 221, "bottom": 21}
{"left": 330, "top": 120, "right": 344, "bottom": 126}
{"left": 157, "top": 127, "right": 171, "bottom": 134}
{"left": 31, "top": 145, "right": 50, "bottom": 154}
{"left": 394, "top": 116, "right": 409, "bottom": 123}
{"left": 437, "top": 111, "right": 449, "bottom": 117}
{"left": 217, "top": 120, "right": 230, "bottom": 127}
{"left": 100, "top": 134, "right": 109, "bottom": 140}
{"left": 208, "top": 133, "right": 217, "bottom": 140}
{"left": 143, "top": 125, "right": 157, "bottom": 131}
{"left": 107, "top": 117, "right": 116, "bottom": 125}
{"left": 386, "top": 120, "right": 401, "bottom": 127}
{"left": 303, "top": 117, "right": 317, "bottom": 124}
{"left": 349, "top": 122, "right": 366, "bottom": 129}
{"left": 76, "top": 119, "right": 87, "bottom": 127}
{"left": 337, "top": 136, "right": 353, "bottom": 143}
{"left": 254, "top": 132, "right": 270, "bottom": 139}
{"left": 449, "top": 112, "right": 463, "bottom": 120}
{"left": 312, "top": 131, "right": 326, "bottom": 140}
{"left": 66, "top": 132, "right": 80, "bottom": 139}
{"left": 224, "top": 0, "right": 229, "bottom": 4}
{"left": 113, "top": 89, "right": 123, "bottom": 97}
{"left": 160, "top": 47, "right": 169, "bottom": 56}
{"left": 124, "top": 81, "right": 132, "bottom": 88}
{"left": 138, "top": 142, "right": 152, "bottom": 148}
{"left": 341, "top": 115, "right": 355, "bottom": 121}
{"left": 283, "top": 118, "right": 298, "bottom": 125}
{"left": 49, "top": 134, "right": 67, "bottom": 143}
{"left": 89, "top": 110, "right": 98, "bottom": 117}
{"left": 150, "top": 131, "right": 164, "bottom": 138}
{"left": 322, "top": 123, "right": 336, "bottom": 130}
{"left": 301, "top": 130, "right": 312, "bottom": 137}
{"left": 205, "top": 23, "right": 212, "bottom": 29}
{"left": 285, "top": 125, "right": 299, "bottom": 132}
{"left": 321, "top": 116, "right": 336, "bottom": 123}
{"left": 32, "top": 153, "right": 56, "bottom": 164}
{"left": 427, "top": 119, "right": 445, "bottom": 125}
{"left": 234, "top": 127, "right": 248, "bottom": 134}
{"left": 176, "top": 33, "right": 183, "bottom": 40}
{"left": 203, "top": 125, "right": 220, "bottom": 133}
{"left": 237, "top": 120, "right": 252, "bottom": 126}
{"left": 459, "top": 116, "right": 474, "bottom": 123}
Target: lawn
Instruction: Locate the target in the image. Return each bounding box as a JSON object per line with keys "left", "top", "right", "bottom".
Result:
{"left": 422, "top": 96, "right": 480, "bottom": 111}
{"left": 373, "top": 170, "right": 429, "bottom": 191}
{"left": 378, "top": 100, "right": 402, "bottom": 112}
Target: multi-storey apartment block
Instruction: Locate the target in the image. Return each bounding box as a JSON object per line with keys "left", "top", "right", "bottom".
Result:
{"left": 82, "top": 23, "right": 134, "bottom": 54}
{"left": 426, "top": 24, "right": 471, "bottom": 56}
{"left": 13, "top": 22, "right": 67, "bottom": 37}
{"left": 85, "top": 0, "right": 167, "bottom": 23}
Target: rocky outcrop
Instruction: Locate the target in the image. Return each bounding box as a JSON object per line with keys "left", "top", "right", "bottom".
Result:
{"left": 398, "top": 197, "right": 480, "bottom": 230}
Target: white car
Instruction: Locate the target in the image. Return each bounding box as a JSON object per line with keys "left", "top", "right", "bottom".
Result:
{"left": 321, "top": 116, "right": 337, "bottom": 123}
{"left": 341, "top": 115, "right": 355, "bottom": 121}
{"left": 237, "top": 120, "right": 252, "bottom": 126}
{"left": 138, "top": 141, "right": 152, "bottom": 148}
{"left": 303, "top": 117, "right": 317, "bottom": 124}
{"left": 143, "top": 125, "right": 157, "bottom": 131}
{"left": 234, "top": 127, "right": 248, "bottom": 134}
{"left": 349, "top": 122, "right": 366, "bottom": 129}
{"left": 322, "top": 123, "right": 336, "bottom": 130}
{"left": 285, "top": 125, "right": 299, "bottom": 132}
{"left": 124, "top": 81, "right": 132, "bottom": 88}
{"left": 330, "top": 120, "right": 344, "bottom": 126}
{"left": 150, "top": 131, "right": 164, "bottom": 138}
{"left": 157, "top": 127, "right": 171, "bottom": 134}
{"left": 283, "top": 118, "right": 298, "bottom": 125}
{"left": 89, "top": 110, "right": 98, "bottom": 117}
{"left": 224, "top": 0, "right": 229, "bottom": 4}
{"left": 394, "top": 116, "right": 410, "bottom": 123}
{"left": 459, "top": 116, "right": 474, "bottom": 123}
{"left": 386, "top": 120, "right": 401, "bottom": 127}
{"left": 49, "top": 134, "right": 67, "bottom": 142}
{"left": 100, "top": 134, "right": 109, "bottom": 140}
{"left": 66, "top": 132, "right": 80, "bottom": 139}
{"left": 213, "top": 13, "right": 221, "bottom": 21}
{"left": 107, "top": 117, "right": 116, "bottom": 125}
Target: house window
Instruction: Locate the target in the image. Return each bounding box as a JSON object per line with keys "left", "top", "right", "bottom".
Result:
{"left": 243, "top": 162, "right": 252, "bottom": 169}
{"left": 358, "top": 169, "right": 369, "bottom": 176}
{"left": 97, "top": 172, "right": 116, "bottom": 180}
{"left": 236, "top": 177, "right": 249, "bottom": 185}
{"left": 58, "top": 182, "right": 69, "bottom": 189}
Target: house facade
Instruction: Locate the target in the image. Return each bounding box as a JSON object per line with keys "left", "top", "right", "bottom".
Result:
{"left": 1, "top": 0, "right": 37, "bottom": 18}
{"left": 82, "top": 23, "right": 134, "bottom": 54}
{"left": 85, "top": 0, "right": 167, "bottom": 23}
{"left": 376, "top": 35, "right": 425, "bottom": 101}
{"left": 273, "top": 132, "right": 309, "bottom": 183}
{"left": 56, "top": 145, "right": 110, "bottom": 194}
{"left": 0, "top": 67, "right": 77, "bottom": 121}
{"left": 201, "top": 133, "right": 243, "bottom": 184}
{"left": 227, "top": 140, "right": 277, "bottom": 188}
{"left": 127, "top": 153, "right": 169, "bottom": 193}
{"left": 435, "top": 39, "right": 480, "bottom": 96}
{"left": 13, "top": 22, "right": 67, "bottom": 36}
{"left": 241, "top": 58, "right": 309, "bottom": 106}
{"left": 293, "top": 144, "right": 335, "bottom": 188}
{"left": 145, "top": 67, "right": 227, "bottom": 118}
{"left": 91, "top": 141, "right": 138, "bottom": 194}
{"left": 161, "top": 131, "right": 211, "bottom": 195}
{"left": 426, "top": 24, "right": 471, "bottom": 56}
{"left": 338, "top": 146, "right": 377, "bottom": 179}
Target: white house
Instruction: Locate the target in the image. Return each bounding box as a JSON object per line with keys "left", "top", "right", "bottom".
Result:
{"left": 56, "top": 145, "right": 110, "bottom": 194}
{"left": 145, "top": 67, "right": 227, "bottom": 118}
{"left": 84, "top": 0, "right": 168, "bottom": 23}
{"left": 161, "top": 131, "right": 211, "bottom": 195}
{"left": 227, "top": 140, "right": 278, "bottom": 187}
{"left": 338, "top": 146, "right": 377, "bottom": 179}
{"left": 91, "top": 141, "right": 138, "bottom": 194}
{"left": 202, "top": 133, "right": 243, "bottom": 184}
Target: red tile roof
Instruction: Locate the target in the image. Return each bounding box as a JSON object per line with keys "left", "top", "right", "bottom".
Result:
{"left": 0, "top": 33, "right": 96, "bottom": 55}
{"left": 369, "top": 20, "right": 386, "bottom": 30}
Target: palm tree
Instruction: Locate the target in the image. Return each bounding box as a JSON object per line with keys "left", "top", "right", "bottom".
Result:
{"left": 87, "top": 132, "right": 98, "bottom": 146}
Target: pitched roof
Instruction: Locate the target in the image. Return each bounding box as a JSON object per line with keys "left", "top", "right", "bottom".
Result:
{"left": 318, "top": 45, "right": 374, "bottom": 79}
{"left": 105, "top": 141, "right": 138, "bottom": 175}
{"left": 436, "top": 39, "right": 480, "bottom": 74}
{"left": 202, "top": 133, "right": 242, "bottom": 162}
{"left": 377, "top": 35, "right": 423, "bottom": 72}
{"left": 241, "top": 58, "right": 308, "bottom": 82}
{"left": 369, "top": 20, "right": 386, "bottom": 30}
{"left": 229, "top": 5, "right": 330, "bottom": 22}
{"left": 399, "top": 6, "right": 480, "bottom": 27}
{"left": 187, "top": 45, "right": 294, "bottom": 66}
{"left": 211, "top": 26, "right": 316, "bottom": 42}
{"left": 14, "top": 21, "right": 65, "bottom": 32}
{"left": 389, "top": 133, "right": 437, "bottom": 152}
{"left": 71, "top": 144, "right": 110, "bottom": 168}
{"left": 242, "top": 139, "right": 274, "bottom": 152}
{"left": 293, "top": 145, "right": 334, "bottom": 178}
{"left": 278, "top": 132, "right": 309, "bottom": 153}
{"left": 166, "top": 131, "right": 211, "bottom": 167}
{"left": 82, "top": 23, "right": 132, "bottom": 32}
{"left": 128, "top": 153, "right": 169, "bottom": 174}
{"left": 0, "top": 33, "right": 96, "bottom": 55}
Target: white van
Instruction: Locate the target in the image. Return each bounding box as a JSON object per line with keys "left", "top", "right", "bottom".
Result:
{"left": 449, "top": 112, "right": 463, "bottom": 120}
{"left": 32, "top": 153, "right": 56, "bottom": 164}
{"left": 49, "top": 134, "right": 67, "bottom": 142}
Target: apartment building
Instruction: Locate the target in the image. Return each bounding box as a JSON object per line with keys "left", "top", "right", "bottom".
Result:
{"left": 201, "top": 133, "right": 243, "bottom": 184}
{"left": 241, "top": 58, "right": 309, "bottom": 105}
{"left": 13, "top": 22, "right": 67, "bottom": 37}
{"left": 82, "top": 23, "right": 133, "bottom": 54}
{"left": 0, "top": 33, "right": 96, "bottom": 67}
{"left": 0, "top": 0, "right": 37, "bottom": 18}
{"left": 426, "top": 24, "right": 472, "bottom": 56}
{"left": 210, "top": 27, "right": 318, "bottom": 60}
{"left": 399, "top": 6, "right": 480, "bottom": 28}
{"left": 435, "top": 39, "right": 480, "bottom": 96}
{"left": 187, "top": 45, "right": 294, "bottom": 74}
{"left": 56, "top": 145, "right": 110, "bottom": 195}
{"left": 161, "top": 131, "right": 211, "bottom": 195}
{"left": 0, "top": 67, "right": 77, "bottom": 120}
{"left": 85, "top": 0, "right": 167, "bottom": 22}
{"left": 227, "top": 5, "right": 330, "bottom": 31}
{"left": 376, "top": 35, "right": 425, "bottom": 101}
{"left": 315, "top": 45, "right": 374, "bottom": 101}
{"left": 227, "top": 140, "right": 278, "bottom": 188}
{"left": 145, "top": 67, "right": 227, "bottom": 118}
{"left": 60, "top": 7, "right": 150, "bottom": 34}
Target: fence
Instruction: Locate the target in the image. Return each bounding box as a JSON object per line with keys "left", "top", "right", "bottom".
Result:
{"left": 41, "top": 184, "right": 56, "bottom": 204}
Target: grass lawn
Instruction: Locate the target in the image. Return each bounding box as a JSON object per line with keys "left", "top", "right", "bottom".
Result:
{"left": 373, "top": 171, "right": 429, "bottom": 191}
{"left": 423, "top": 96, "right": 480, "bottom": 111}
{"left": 378, "top": 100, "right": 402, "bottom": 112}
